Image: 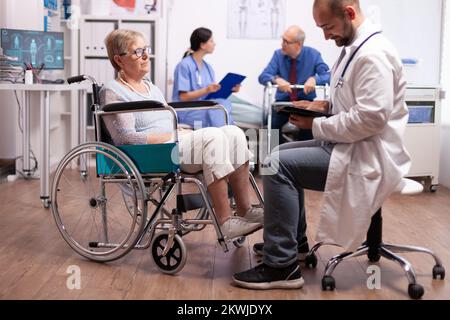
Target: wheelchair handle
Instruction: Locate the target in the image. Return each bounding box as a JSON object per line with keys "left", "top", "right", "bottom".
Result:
{"left": 67, "top": 75, "right": 88, "bottom": 84}
{"left": 68, "top": 75, "right": 100, "bottom": 106}
{"left": 67, "top": 74, "right": 99, "bottom": 85}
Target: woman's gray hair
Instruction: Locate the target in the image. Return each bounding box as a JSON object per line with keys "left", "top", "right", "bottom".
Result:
{"left": 105, "top": 29, "right": 147, "bottom": 71}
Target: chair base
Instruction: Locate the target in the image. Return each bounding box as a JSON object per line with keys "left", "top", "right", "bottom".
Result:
{"left": 307, "top": 209, "right": 446, "bottom": 299}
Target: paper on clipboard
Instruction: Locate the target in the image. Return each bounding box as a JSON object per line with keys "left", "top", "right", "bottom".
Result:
{"left": 205, "top": 72, "right": 246, "bottom": 100}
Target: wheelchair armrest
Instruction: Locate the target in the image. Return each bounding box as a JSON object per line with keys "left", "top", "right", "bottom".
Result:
{"left": 103, "top": 100, "right": 166, "bottom": 112}
{"left": 168, "top": 100, "right": 229, "bottom": 125}
{"left": 168, "top": 101, "right": 217, "bottom": 109}
{"left": 96, "top": 100, "right": 179, "bottom": 143}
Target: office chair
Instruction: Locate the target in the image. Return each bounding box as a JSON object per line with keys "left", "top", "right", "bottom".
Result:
{"left": 307, "top": 178, "right": 445, "bottom": 299}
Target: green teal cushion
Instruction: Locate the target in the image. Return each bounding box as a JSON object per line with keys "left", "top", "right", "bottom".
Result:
{"left": 96, "top": 143, "right": 180, "bottom": 175}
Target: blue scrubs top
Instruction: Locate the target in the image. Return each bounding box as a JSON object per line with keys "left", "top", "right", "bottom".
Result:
{"left": 172, "top": 55, "right": 234, "bottom": 128}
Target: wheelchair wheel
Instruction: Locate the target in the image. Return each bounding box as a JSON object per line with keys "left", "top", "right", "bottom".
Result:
{"left": 151, "top": 231, "right": 187, "bottom": 275}
{"left": 51, "top": 142, "right": 147, "bottom": 262}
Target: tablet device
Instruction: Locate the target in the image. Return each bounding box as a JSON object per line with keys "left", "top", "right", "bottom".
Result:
{"left": 205, "top": 73, "right": 246, "bottom": 100}
{"left": 273, "top": 102, "right": 332, "bottom": 118}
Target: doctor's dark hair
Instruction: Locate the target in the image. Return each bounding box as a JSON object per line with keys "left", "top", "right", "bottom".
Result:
{"left": 183, "top": 27, "right": 213, "bottom": 58}
{"left": 313, "top": 0, "right": 361, "bottom": 17}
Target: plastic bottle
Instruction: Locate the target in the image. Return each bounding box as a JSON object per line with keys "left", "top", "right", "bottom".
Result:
{"left": 25, "top": 70, "right": 33, "bottom": 84}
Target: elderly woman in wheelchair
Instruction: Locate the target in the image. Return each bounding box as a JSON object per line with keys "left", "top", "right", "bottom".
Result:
{"left": 51, "top": 29, "right": 263, "bottom": 274}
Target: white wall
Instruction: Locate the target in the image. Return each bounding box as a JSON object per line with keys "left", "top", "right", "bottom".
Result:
{"left": 440, "top": 0, "right": 450, "bottom": 188}
{"left": 360, "top": 0, "right": 442, "bottom": 85}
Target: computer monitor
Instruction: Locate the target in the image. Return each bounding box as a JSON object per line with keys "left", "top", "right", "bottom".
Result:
{"left": 1, "top": 28, "right": 64, "bottom": 70}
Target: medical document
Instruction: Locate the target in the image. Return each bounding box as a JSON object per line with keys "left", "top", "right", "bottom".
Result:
{"left": 205, "top": 73, "right": 246, "bottom": 100}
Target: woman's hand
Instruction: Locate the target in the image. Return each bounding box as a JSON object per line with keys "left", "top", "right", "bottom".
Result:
{"left": 147, "top": 133, "right": 173, "bottom": 144}
{"left": 206, "top": 83, "right": 221, "bottom": 93}
{"left": 232, "top": 84, "right": 241, "bottom": 93}
{"left": 292, "top": 100, "right": 330, "bottom": 113}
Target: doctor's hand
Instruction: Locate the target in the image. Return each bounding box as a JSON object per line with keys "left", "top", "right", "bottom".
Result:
{"left": 275, "top": 78, "right": 292, "bottom": 93}
{"left": 292, "top": 100, "right": 330, "bottom": 113}
{"left": 303, "top": 77, "right": 316, "bottom": 95}
{"left": 289, "top": 114, "right": 314, "bottom": 130}
{"left": 206, "top": 83, "right": 221, "bottom": 94}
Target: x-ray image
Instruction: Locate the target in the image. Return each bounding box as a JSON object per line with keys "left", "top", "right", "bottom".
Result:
{"left": 227, "top": 0, "right": 286, "bottom": 39}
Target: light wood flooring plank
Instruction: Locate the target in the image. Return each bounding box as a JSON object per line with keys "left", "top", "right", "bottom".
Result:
{"left": 0, "top": 177, "right": 449, "bottom": 300}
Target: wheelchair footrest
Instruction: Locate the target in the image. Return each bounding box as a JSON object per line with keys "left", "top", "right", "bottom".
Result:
{"left": 177, "top": 194, "right": 208, "bottom": 213}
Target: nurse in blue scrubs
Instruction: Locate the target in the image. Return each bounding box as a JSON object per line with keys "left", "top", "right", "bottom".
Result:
{"left": 172, "top": 27, "right": 237, "bottom": 128}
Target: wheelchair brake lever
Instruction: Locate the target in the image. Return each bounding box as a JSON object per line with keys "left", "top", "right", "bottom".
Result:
{"left": 162, "top": 172, "right": 176, "bottom": 184}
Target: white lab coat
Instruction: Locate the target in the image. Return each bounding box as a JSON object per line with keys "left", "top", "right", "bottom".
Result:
{"left": 312, "top": 20, "right": 411, "bottom": 252}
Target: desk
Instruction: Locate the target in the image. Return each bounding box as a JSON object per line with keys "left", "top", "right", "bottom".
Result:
{"left": 0, "top": 83, "right": 90, "bottom": 207}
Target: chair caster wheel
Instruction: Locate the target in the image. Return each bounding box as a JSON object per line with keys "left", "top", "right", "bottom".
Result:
{"left": 408, "top": 283, "right": 424, "bottom": 300}
{"left": 433, "top": 265, "right": 445, "bottom": 280}
{"left": 322, "top": 276, "right": 336, "bottom": 291}
{"left": 233, "top": 236, "right": 246, "bottom": 248}
{"left": 304, "top": 253, "right": 318, "bottom": 269}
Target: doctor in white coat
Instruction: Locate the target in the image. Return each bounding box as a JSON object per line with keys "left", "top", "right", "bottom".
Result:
{"left": 233, "top": 0, "right": 411, "bottom": 290}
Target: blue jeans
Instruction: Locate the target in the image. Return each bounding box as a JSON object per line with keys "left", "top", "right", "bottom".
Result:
{"left": 262, "top": 140, "right": 333, "bottom": 268}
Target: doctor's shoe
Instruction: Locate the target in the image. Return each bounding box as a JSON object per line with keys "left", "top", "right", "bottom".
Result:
{"left": 220, "top": 216, "right": 261, "bottom": 240}
{"left": 232, "top": 261, "right": 304, "bottom": 290}
{"left": 239, "top": 207, "right": 264, "bottom": 225}
{"left": 253, "top": 237, "right": 310, "bottom": 261}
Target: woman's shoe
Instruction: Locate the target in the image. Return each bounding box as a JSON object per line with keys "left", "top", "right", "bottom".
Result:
{"left": 220, "top": 216, "right": 261, "bottom": 240}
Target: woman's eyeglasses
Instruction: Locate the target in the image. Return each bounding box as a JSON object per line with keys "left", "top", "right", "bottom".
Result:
{"left": 119, "top": 46, "right": 152, "bottom": 58}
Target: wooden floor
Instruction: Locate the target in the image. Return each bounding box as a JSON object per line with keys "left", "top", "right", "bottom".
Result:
{"left": 0, "top": 174, "right": 449, "bottom": 300}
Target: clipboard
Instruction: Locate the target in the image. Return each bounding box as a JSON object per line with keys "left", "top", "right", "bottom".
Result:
{"left": 273, "top": 102, "right": 332, "bottom": 118}
{"left": 205, "top": 72, "right": 246, "bottom": 100}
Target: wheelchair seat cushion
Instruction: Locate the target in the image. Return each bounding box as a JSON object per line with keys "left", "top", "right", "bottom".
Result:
{"left": 97, "top": 143, "right": 180, "bottom": 175}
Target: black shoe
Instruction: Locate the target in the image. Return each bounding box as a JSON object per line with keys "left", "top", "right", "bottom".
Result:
{"left": 253, "top": 237, "right": 310, "bottom": 260}
{"left": 233, "top": 261, "right": 304, "bottom": 290}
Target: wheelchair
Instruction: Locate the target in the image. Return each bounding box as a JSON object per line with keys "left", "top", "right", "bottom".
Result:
{"left": 51, "top": 75, "right": 264, "bottom": 275}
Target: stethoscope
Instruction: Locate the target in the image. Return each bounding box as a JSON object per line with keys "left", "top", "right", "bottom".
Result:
{"left": 335, "top": 31, "right": 382, "bottom": 89}
{"left": 190, "top": 55, "right": 214, "bottom": 86}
